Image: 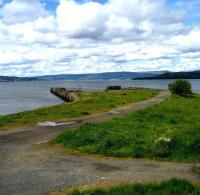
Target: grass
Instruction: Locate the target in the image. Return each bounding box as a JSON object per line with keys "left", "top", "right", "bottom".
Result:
{"left": 51, "top": 179, "right": 200, "bottom": 195}
{"left": 54, "top": 94, "right": 200, "bottom": 162}
{"left": 0, "top": 88, "right": 158, "bottom": 130}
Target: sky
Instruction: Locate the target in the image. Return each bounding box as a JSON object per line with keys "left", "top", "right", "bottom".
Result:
{"left": 0, "top": 0, "right": 199, "bottom": 76}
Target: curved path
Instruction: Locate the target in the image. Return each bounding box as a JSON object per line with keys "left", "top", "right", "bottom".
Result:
{"left": 0, "top": 91, "right": 199, "bottom": 195}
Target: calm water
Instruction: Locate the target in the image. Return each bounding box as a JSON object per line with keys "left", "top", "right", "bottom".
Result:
{"left": 0, "top": 79, "right": 200, "bottom": 115}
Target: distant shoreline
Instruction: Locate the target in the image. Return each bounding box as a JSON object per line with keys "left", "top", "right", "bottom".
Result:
{"left": 133, "top": 71, "right": 200, "bottom": 80}
{"left": 1, "top": 78, "right": 200, "bottom": 83}
{"left": 133, "top": 77, "right": 200, "bottom": 80}
{"left": 1, "top": 70, "right": 200, "bottom": 82}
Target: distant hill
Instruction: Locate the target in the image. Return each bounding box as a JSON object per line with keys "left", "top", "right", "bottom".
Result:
{"left": 35, "top": 71, "right": 166, "bottom": 80}
{"left": 133, "top": 71, "right": 200, "bottom": 80}
{"left": 0, "top": 76, "right": 36, "bottom": 82}
{"left": 0, "top": 71, "right": 165, "bottom": 82}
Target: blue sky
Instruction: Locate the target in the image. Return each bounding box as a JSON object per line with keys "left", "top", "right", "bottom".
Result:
{"left": 44, "top": 0, "right": 200, "bottom": 25}
{"left": 0, "top": 0, "right": 199, "bottom": 76}
{"left": 45, "top": 0, "right": 200, "bottom": 24}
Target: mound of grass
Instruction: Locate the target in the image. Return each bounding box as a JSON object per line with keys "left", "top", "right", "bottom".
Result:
{"left": 54, "top": 94, "right": 200, "bottom": 162}
{"left": 68, "top": 179, "right": 200, "bottom": 195}
{"left": 0, "top": 89, "right": 158, "bottom": 130}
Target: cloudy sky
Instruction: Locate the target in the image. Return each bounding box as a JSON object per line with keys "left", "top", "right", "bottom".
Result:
{"left": 0, "top": 0, "right": 199, "bottom": 76}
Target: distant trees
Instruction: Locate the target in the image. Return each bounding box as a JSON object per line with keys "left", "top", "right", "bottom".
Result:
{"left": 168, "top": 80, "right": 192, "bottom": 96}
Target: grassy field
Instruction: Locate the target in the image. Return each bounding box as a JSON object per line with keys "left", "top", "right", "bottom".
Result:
{"left": 0, "top": 89, "right": 158, "bottom": 130}
{"left": 53, "top": 179, "right": 200, "bottom": 195}
{"left": 54, "top": 94, "right": 200, "bottom": 162}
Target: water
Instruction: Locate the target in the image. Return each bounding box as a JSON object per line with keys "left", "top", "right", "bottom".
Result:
{"left": 0, "top": 79, "right": 199, "bottom": 115}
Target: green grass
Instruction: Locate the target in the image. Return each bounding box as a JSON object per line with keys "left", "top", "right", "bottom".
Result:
{"left": 54, "top": 94, "right": 200, "bottom": 162}
{"left": 0, "top": 89, "right": 158, "bottom": 130}
{"left": 69, "top": 179, "right": 200, "bottom": 195}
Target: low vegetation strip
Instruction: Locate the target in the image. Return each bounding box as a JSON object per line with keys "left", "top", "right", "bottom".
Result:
{"left": 54, "top": 94, "right": 200, "bottom": 162}
{"left": 0, "top": 89, "right": 158, "bottom": 130}
{"left": 49, "top": 179, "right": 200, "bottom": 195}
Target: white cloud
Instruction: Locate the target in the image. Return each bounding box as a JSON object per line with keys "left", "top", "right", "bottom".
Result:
{"left": 56, "top": 0, "right": 106, "bottom": 38}
{"left": 0, "top": 0, "right": 49, "bottom": 24}
{"left": 0, "top": 0, "right": 199, "bottom": 76}
{"left": 170, "top": 28, "right": 200, "bottom": 53}
{"left": 56, "top": 0, "right": 184, "bottom": 40}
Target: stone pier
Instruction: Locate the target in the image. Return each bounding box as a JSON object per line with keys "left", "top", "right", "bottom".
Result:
{"left": 50, "top": 88, "right": 80, "bottom": 102}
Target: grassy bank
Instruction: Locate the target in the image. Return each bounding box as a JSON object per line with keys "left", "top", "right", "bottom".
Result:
{"left": 0, "top": 89, "right": 158, "bottom": 130}
{"left": 54, "top": 94, "right": 200, "bottom": 162}
{"left": 51, "top": 179, "right": 200, "bottom": 195}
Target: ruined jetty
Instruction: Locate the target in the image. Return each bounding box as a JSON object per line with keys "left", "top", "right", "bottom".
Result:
{"left": 50, "top": 88, "right": 80, "bottom": 102}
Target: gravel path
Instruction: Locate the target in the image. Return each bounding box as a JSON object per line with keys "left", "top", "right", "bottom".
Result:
{"left": 0, "top": 91, "right": 199, "bottom": 195}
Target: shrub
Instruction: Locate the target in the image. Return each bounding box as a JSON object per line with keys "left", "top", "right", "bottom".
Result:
{"left": 168, "top": 79, "right": 192, "bottom": 96}
{"left": 102, "top": 136, "right": 126, "bottom": 150}
{"left": 132, "top": 146, "right": 146, "bottom": 158}
{"left": 190, "top": 139, "right": 200, "bottom": 153}
{"left": 80, "top": 111, "right": 90, "bottom": 115}
{"left": 152, "top": 137, "right": 176, "bottom": 158}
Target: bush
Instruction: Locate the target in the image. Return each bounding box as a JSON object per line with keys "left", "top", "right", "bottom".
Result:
{"left": 190, "top": 139, "right": 200, "bottom": 153}
{"left": 132, "top": 146, "right": 146, "bottom": 158}
{"left": 102, "top": 136, "right": 126, "bottom": 150}
{"left": 168, "top": 80, "right": 192, "bottom": 96}
{"left": 80, "top": 111, "right": 90, "bottom": 115}
{"left": 152, "top": 137, "right": 176, "bottom": 158}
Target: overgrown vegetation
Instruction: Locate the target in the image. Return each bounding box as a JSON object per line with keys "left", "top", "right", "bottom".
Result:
{"left": 54, "top": 94, "right": 200, "bottom": 162}
{"left": 0, "top": 89, "right": 158, "bottom": 130}
{"left": 169, "top": 79, "right": 192, "bottom": 96}
{"left": 67, "top": 179, "right": 200, "bottom": 195}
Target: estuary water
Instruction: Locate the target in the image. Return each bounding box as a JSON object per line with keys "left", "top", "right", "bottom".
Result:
{"left": 0, "top": 79, "right": 200, "bottom": 115}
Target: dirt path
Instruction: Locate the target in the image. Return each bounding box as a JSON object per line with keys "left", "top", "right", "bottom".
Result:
{"left": 0, "top": 91, "right": 199, "bottom": 195}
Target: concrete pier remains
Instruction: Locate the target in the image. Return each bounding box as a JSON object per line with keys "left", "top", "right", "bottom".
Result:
{"left": 50, "top": 88, "right": 80, "bottom": 102}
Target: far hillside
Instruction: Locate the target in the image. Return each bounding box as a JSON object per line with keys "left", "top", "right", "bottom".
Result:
{"left": 0, "top": 71, "right": 165, "bottom": 82}
{"left": 133, "top": 71, "right": 200, "bottom": 80}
